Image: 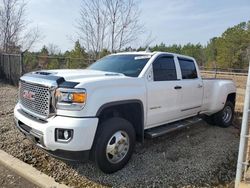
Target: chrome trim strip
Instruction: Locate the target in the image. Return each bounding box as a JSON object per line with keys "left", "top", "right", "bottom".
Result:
{"left": 20, "top": 75, "right": 58, "bottom": 88}
{"left": 17, "top": 108, "right": 48, "bottom": 124}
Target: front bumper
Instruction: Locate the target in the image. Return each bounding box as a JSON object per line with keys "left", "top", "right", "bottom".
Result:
{"left": 14, "top": 103, "right": 98, "bottom": 161}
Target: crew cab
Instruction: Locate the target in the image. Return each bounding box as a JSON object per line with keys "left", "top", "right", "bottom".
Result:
{"left": 14, "top": 52, "right": 236, "bottom": 173}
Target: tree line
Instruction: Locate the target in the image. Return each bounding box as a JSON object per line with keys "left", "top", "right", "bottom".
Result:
{"left": 0, "top": 0, "right": 249, "bottom": 70}
{"left": 33, "top": 21, "right": 250, "bottom": 69}
{"left": 139, "top": 21, "right": 250, "bottom": 69}
{"left": 23, "top": 21, "right": 250, "bottom": 72}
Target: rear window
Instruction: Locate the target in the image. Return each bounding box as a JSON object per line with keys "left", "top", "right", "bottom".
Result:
{"left": 178, "top": 58, "right": 197, "bottom": 79}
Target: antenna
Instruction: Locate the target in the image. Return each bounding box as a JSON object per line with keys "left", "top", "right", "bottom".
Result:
{"left": 145, "top": 46, "right": 151, "bottom": 53}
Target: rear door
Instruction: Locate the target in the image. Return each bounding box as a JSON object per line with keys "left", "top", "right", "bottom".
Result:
{"left": 146, "top": 55, "right": 182, "bottom": 128}
{"left": 177, "top": 57, "right": 203, "bottom": 117}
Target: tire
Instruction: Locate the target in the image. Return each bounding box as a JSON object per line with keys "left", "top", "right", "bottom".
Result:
{"left": 214, "top": 101, "right": 235, "bottom": 128}
{"left": 92, "top": 117, "right": 136, "bottom": 173}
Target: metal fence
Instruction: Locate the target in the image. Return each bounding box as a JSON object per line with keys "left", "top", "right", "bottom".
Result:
{"left": 0, "top": 53, "right": 96, "bottom": 85}
{"left": 0, "top": 53, "right": 22, "bottom": 85}
{"left": 23, "top": 55, "right": 96, "bottom": 73}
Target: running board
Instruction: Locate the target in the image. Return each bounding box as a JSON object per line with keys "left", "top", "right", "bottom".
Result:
{"left": 145, "top": 117, "right": 202, "bottom": 138}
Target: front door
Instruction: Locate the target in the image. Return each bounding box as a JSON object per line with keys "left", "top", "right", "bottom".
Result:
{"left": 146, "top": 55, "right": 182, "bottom": 128}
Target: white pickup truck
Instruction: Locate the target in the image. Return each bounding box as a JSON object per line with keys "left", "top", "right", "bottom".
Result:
{"left": 14, "top": 51, "right": 236, "bottom": 173}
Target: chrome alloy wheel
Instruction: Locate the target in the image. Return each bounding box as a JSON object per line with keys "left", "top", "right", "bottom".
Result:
{"left": 106, "top": 130, "right": 130, "bottom": 164}
{"left": 222, "top": 106, "right": 232, "bottom": 123}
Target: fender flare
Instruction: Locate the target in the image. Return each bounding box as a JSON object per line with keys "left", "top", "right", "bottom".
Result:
{"left": 95, "top": 99, "right": 145, "bottom": 142}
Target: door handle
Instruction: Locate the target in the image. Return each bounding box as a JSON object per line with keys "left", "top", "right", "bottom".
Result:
{"left": 197, "top": 84, "right": 203, "bottom": 88}
{"left": 174, "top": 86, "right": 182, "bottom": 90}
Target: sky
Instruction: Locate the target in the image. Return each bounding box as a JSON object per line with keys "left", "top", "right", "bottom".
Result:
{"left": 27, "top": 0, "right": 250, "bottom": 52}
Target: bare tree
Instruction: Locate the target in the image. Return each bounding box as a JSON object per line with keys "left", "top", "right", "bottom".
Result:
{"left": 0, "top": 0, "right": 41, "bottom": 53}
{"left": 77, "top": 0, "right": 143, "bottom": 56}
{"left": 77, "top": 0, "right": 108, "bottom": 58}
{"left": 47, "top": 43, "right": 60, "bottom": 55}
{"left": 21, "top": 26, "right": 41, "bottom": 51}
{"left": 105, "top": 0, "right": 142, "bottom": 52}
{"left": 104, "top": 0, "right": 119, "bottom": 52}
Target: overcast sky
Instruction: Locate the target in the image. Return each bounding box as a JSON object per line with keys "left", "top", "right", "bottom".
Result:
{"left": 27, "top": 0, "right": 250, "bottom": 52}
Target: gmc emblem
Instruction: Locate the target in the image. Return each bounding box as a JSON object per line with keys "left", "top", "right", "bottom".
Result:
{"left": 23, "top": 90, "right": 35, "bottom": 101}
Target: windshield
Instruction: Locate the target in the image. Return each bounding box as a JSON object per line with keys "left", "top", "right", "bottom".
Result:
{"left": 88, "top": 54, "right": 150, "bottom": 77}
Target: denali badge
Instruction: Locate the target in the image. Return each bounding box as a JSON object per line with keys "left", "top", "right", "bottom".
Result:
{"left": 23, "top": 90, "right": 35, "bottom": 101}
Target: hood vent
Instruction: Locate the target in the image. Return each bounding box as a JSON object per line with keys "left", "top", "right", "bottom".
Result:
{"left": 105, "top": 73, "right": 122, "bottom": 76}
{"left": 34, "top": 71, "right": 52, "bottom": 75}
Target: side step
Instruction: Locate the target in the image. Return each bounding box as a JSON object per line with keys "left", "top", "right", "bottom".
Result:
{"left": 145, "top": 117, "right": 202, "bottom": 138}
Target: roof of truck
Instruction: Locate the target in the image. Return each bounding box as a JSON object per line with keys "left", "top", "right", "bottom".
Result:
{"left": 114, "top": 51, "right": 195, "bottom": 60}
{"left": 114, "top": 51, "right": 155, "bottom": 55}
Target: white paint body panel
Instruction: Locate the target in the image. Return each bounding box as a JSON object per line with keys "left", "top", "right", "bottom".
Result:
{"left": 201, "top": 79, "right": 236, "bottom": 115}
{"left": 146, "top": 79, "right": 182, "bottom": 128}
{"left": 14, "top": 103, "right": 98, "bottom": 151}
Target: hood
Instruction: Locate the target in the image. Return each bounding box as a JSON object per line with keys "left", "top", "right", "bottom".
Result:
{"left": 33, "top": 69, "right": 125, "bottom": 81}
{"left": 20, "top": 69, "right": 127, "bottom": 88}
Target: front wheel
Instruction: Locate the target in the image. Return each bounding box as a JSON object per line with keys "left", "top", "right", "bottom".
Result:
{"left": 214, "top": 101, "right": 235, "bottom": 128}
{"left": 92, "top": 117, "right": 135, "bottom": 173}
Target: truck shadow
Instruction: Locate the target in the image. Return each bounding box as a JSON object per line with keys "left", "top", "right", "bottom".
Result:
{"left": 66, "top": 121, "right": 239, "bottom": 187}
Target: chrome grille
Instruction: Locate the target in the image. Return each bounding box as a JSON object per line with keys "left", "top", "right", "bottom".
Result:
{"left": 19, "top": 81, "right": 51, "bottom": 118}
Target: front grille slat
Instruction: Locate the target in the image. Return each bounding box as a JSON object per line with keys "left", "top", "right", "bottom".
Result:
{"left": 19, "top": 81, "right": 51, "bottom": 118}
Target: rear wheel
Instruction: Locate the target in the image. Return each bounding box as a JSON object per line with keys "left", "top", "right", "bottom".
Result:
{"left": 214, "top": 101, "right": 234, "bottom": 127}
{"left": 92, "top": 117, "right": 135, "bottom": 173}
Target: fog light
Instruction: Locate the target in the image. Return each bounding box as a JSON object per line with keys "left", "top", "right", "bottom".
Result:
{"left": 55, "top": 129, "right": 73, "bottom": 143}
{"left": 63, "top": 130, "right": 69, "bottom": 140}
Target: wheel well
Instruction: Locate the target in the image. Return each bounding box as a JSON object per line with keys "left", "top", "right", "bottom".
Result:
{"left": 227, "top": 93, "right": 236, "bottom": 105}
{"left": 96, "top": 101, "right": 144, "bottom": 142}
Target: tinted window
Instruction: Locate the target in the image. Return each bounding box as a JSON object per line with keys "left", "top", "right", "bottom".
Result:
{"left": 88, "top": 55, "right": 150, "bottom": 77}
{"left": 178, "top": 58, "right": 197, "bottom": 79}
{"left": 153, "top": 56, "right": 177, "bottom": 81}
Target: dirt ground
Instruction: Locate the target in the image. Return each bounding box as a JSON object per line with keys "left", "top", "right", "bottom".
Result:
{"left": 0, "top": 80, "right": 240, "bottom": 187}
{"left": 0, "top": 164, "right": 38, "bottom": 188}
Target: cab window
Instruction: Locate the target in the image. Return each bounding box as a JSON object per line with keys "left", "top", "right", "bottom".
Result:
{"left": 178, "top": 58, "right": 198, "bottom": 79}
{"left": 153, "top": 56, "right": 177, "bottom": 81}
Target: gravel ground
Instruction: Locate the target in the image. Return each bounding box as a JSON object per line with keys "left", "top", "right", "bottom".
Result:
{"left": 0, "top": 80, "right": 239, "bottom": 188}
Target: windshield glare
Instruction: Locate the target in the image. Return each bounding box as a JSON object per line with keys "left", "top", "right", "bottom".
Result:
{"left": 88, "top": 55, "right": 150, "bottom": 77}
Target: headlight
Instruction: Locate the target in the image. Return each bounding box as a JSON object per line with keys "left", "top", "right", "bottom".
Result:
{"left": 55, "top": 88, "right": 87, "bottom": 110}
